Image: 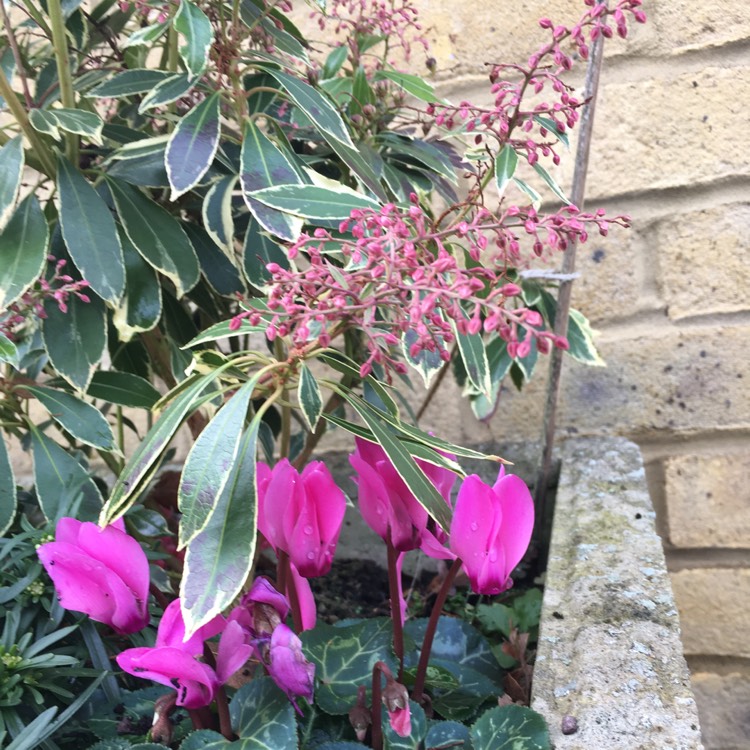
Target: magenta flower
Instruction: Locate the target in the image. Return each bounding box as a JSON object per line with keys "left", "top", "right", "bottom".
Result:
{"left": 449, "top": 469, "right": 534, "bottom": 595}
{"left": 154, "top": 599, "right": 225, "bottom": 655}
{"left": 37, "top": 517, "right": 149, "bottom": 634}
{"left": 267, "top": 624, "right": 315, "bottom": 710}
{"left": 257, "top": 459, "right": 346, "bottom": 577}
{"left": 349, "top": 438, "right": 456, "bottom": 552}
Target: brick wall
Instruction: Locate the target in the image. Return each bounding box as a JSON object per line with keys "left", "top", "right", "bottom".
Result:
{"left": 400, "top": 1, "right": 749, "bottom": 746}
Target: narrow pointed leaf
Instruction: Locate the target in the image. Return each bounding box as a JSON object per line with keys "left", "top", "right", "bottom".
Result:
{"left": 57, "top": 155, "right": 124, "bottom": 303}
{"left": 0, "top": 195, "right": 48, "bottom": 309}
{"left": 178, "top": 376, "right": 257, "bottom": 549}
{"left": 87, "top": 371, "right": 161, "bottom": 409}
{"left": 31, "top": 108, "right": 104, "bottom": 144}
{"left": 512, "top": 177, "right": 541, "bottom": 211}
{"left": 297, "top": 362, "right": 323, "bottom": 432}
{"left": 185, "top": 223, "right": 245, "bottom": 296}
{"left": 25, "top": 385, "right": 115, "bottom": 451}
{"left": 30, "top": 428, "right": 102, "bottom": 523}
{"left": 531, "top": 161, "right": 571, "bottom": 204}
{"left": 166, "top": 92, "right": 221, "bottom": 199}
{"left": 138, "top": 73, "right": 197, "bottom": 112}
{"left": 0, "top": 436, "right": 16, "bottom": 536}
{"left": 86, "top": 68, "right": 174, "bottom": 99}
{"left": 182, "top": 420, "right": 260, "bottom": 636}
{"left": 374, "top": 69, "right": 443, "bottom": 103}
{"left": 242, "top": 216, "right": 290, "bottom": 290}
{"left": 107, "top": 177, "right": 200, "bottom": 296}
{"left": 42, "top": 292, "right": 105, "bottom": 391}
{"left": 566, "top": 308, "right": 605, "bottom": 366}
{"left": 100, "top": 370, "right": 227, "bottom": 525}
{"left": 123, "top": 21, "right": 169, "bottom": 49}
{"left": 203, "top": 175, "right": 237, "bottom": 252}
{"left": 251, "top": 184, "right": 380, "bottom": 220}
{"left": 452, "top": 316, "right": 491, "bottom": 399}
{"left": 0, "top": 332, "right": 18, "bottom": 364}
{"left": 173, "top": 0, "right": 213, "bottom": 76}
{"left": 0, "top": 136, "right": 24, "bottom": 230}
{"left": 533, "top": 115, "right": 570, "bottom": 149}
{"left": 112, "top": 230, "right": 162, "bottom": 340}
{"left": 181, "top": 319, "right": 265, "bottom": 349}
{"left": 494, "top": 146, "right": 517, "bottom": 197}
{"left": 240, "top": 120, "right": 303, "bottom": 242}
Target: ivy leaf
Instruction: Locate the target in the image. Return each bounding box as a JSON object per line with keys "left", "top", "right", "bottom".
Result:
{"left": 0, "top": 135, "right": 24, "bottom": 231}
{"left": 166, "top": 92, "right": 221, "bottom": 200}
{"left": 230, "top": 679, "right": 297, "bottom": 744}
{"left": 0, "top": 195, "right": 48, "bottom": 309}
{"left": 172, "top": 0, "right": 213, "bottom": 77}
{"left": 471, "top": 705, "right": 551, "bottom": 750}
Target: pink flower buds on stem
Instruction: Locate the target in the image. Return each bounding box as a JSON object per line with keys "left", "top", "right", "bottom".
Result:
{"left": 371, "top": 661, "right": 412, "bottom": 750}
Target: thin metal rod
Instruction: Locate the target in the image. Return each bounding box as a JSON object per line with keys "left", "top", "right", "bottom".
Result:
{"left": 533, "top": 21, "right": 608, "bottom": 538}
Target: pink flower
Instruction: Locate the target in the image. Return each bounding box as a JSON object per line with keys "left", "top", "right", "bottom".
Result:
{"left": 257, "top": 460, "right": 346, "bottom": 577}
{"left": 383, "top": 676, "right": 411, "bottom": 737}
{"left": 267, "top": 624, "right": 315, "bottom": 710}
{"left": 449, "top": 469, "right": 534, "bottom": 595}
{"left": 37, "top": 518, "right": 149, "bottom": 634}
{"left": 154, "top": 599, "right": 225, "bottom": 655}
{"left": 349, "top": 438, "right": 456, "bottom": 552}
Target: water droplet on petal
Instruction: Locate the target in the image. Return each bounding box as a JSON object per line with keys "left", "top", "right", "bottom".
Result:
{"left": 303, "top": 525, "right": 313, "bottom": 535}
{"left": 307, "top": 551, "right": 315, "bottom": 560}
{"left": 470, "top": 522, "right": 478, "bottom": 531}
{"left": 489, "top": 551, "right": 497, "bottom": 562}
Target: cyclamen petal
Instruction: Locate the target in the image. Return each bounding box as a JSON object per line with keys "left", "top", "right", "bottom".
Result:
{"left": 388, "top": 705, "right": 412, "bottom": 737}
{"left": 268, "top": 624, "right": 315, "bottom": 708}
{"left": 156, "top": 599, "right": 225, "bottom": 655}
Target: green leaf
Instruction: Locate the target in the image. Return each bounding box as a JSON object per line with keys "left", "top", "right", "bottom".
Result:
{"left": 374, "top": 69, "right": 442, "bottom": 103}
{"left": 470, "top": 336, "right": 512, "bottom": 422}
{"left": 566, "top": 308, "right": 605, "bottom": 366}
{"left": 57, "top": 155, "right": 124, "bottom": 303}
{"left": 42, "top": 292, "right": 105, "bottom": 391}
{"left": 533, "top": 115, "right": 569, "bottom": 149}
{"left": 25, "top": 385, "right": 116, "bottom": 451}
{"left": 301, "top": 618, "right": 397, "bottom": 714}
{"left": 112, "top": 229, "right": 162, "bottom": 340}
{"left": 380, "top": 134, "right": 457, "bottom": 184}
{"left": 87, "top": 371, "right": 161, "bottom": 409}
{"left": 230, "top": 678, "right": 298, "bottom": 745}
{"left": 240, "top": 120, "right": 303, "bottom": 242}
{"left": 251, "top": 184, "right": 380, "bottom": 221}
{"left": 402, "top": 328, "right": 444, "bottom": 388}
{"left": 0, "top": 331, "right": 18, "bottom": 365}
{"left": 166, "top": 92, "right": 221, "bottom": 199}
{"left": 322, "top": 45, "right": 348, "bottom": 79}
{"left": 86, "top": 68, "right": 174, "bottom": 99}
{"left": 182, "top": 419, "right": 259, "bottom": 637}
{"left": 297, "top": 362, "right": 323, "bottom": 432}
{"left": 5, "top": 708, "right": 58, "bottom": 750}
{"left": 173, "top": 0, "right": 213, "bottom": 77}
{"left": 0, "top": 436, "right": 16, "bottom": 535}
{"left": 382, "top": 700, "right": 426, "bottom": 750}
{"left": 243, "top": 216, "right": 290, "bottom": 290}
{"left": 0, "top": 136, "right": 24, "bottom": 231}
{"left": 180, "top": 730, "right": 228, "bottom": 749}
{"left": 100, "top": 371, "right": 224, "bottom": 525}
{"left": 185, "top": 223, "right": 245, "bottom": 297}
{"left": 264, "top": 70, "right": 386, "bottom": 200}
{"left": 328, "top": 386, "right": 452, "bottom": 533}
{"left": 0, "top": 195, "right": 48, "bottom": 309}
{"left": 30, "top": 427, "right": 103, "bottom": 522}
{"left": 182, "top": 319, "right": 264, "bottom": 349}
{"left": 424, "top": 721, "right": 473, "bottom": 750}
{"left": 531, "top": 162, "right": 570, "bottom": 204}
{"left": 494, "top": 147, "right": 517, "bottom": 197}
{"left": 30, "top": 108, "right": 104, "bottom": 144}
{"left": 453, "top": 315, "right": 491, "bottom": 399}
{"left": 512, "top": 177, "right": 541, "bottom": 211}
{"left": 122, "top": 21, "right": 169, "bottom": 49}
{"left": 107, "top": 177, "right": 200, "bottom": 296}
{"left": 471, "top": 705, "right": 550, "bottom": 750}
{"left": 138, "top": 73, "right": 197, "bottom": 112}
{"left": 178, "top": 376, "right": 257, "bottom": 549}
{"left": 202, "top": 175, "right": 237, "bottom": 252}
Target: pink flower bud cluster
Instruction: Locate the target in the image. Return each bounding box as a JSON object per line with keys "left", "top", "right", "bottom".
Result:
{"left": 232, "top": 196, "right": 623, "bottom": 378}
{"left": 425, "top": 0, "right": 646, "bottom": 165}
{"left": 0, "top": 257, "right": 91, "bottom": 342}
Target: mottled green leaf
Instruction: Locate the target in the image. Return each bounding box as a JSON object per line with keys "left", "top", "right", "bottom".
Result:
{"left": 30, "top": 427, "right": 102, "bottom": 523}
{"left": 471, "top": 705, "right": 550, "bottom": 750}
{"left": 494, "top": 147, "right": 517, "bottom": 197}
{"left": 0, "top": 436, "right": 16, "bottom": 535}
{"left": 0, "top": 136, "right": 24, "bottom": 231}
{"left": 301, "top": 618, "right": 396, "bottom": 714}
{"left": 230, "top": 678, "right": 298, "bottom": 745}
{"left": 424, "top": 721, "right": 473, "bottom": 750}
{"left": 240, "top": 120, "right": 303, "bottom": 242}
{"left": 42, "top": 292, "right": 105, "bottom": 391}
{"left": 180, "top": 730, "right": 228, "bottom": 749}
{"left": 182, "top": 419, "right": 259, "bottom": 636}
{"left": 0, "top": 195, "right": 48, "bottom": 309}
{"left": 166, "top": 92, "right": 221, "bottom": 199}
{"left": 107, "top": 177, "right": 200, "bottom": 296}
{"left": 87, "top": 371, "right": 160, "bottom": 409}
{"left": 297, "top": 362, "right": 323, "bottom": 432}
{"left": 251, "top": 184, "right": 380, "bottom": 220}
{"left": 138, "top": 73, "right": 197, "bottom": 112}
{"left": 25, "top": 385, "right": 115, "bottom": 451}
{"left": 57, "top": 155, "right": 124, "bottom": 303}
{"left": 173, "top": 0, "right": 213, "bottom": 77}
{"left": 178, "top": 376, "right": 257, "bottom": 549}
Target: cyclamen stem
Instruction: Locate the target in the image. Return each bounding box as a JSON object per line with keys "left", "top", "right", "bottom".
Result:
{"left": 411, "top": 557, "right": 463, "bottom": 704}
{"left": 386, "top": 542, "right": 405, "bottom": 681}
{"left": 370, "top": 660, "right": 395, "bottom": 750}
{"left": 278, "top": 551, "right": 303, "bottom": 633}
{"left": 203, "top": 645, "right": 233, "bottom": 740}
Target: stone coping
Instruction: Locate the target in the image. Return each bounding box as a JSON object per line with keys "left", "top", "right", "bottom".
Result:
{"left": 531, "top": 436, "right": 703, "bottom": 749}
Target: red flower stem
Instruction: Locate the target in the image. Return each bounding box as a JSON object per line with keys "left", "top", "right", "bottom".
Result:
{"left": 187, "top": 706, "right": 213, "bottom": 730}
{"left": 411, "top": 557, "right": 463, "bottom": 704}
{"left": 371, "top": 660, "right": 394, "bottom": 750}
{"left": 386, "top": 542, "right": 405, "bottom": 682}
{"left": 149, "top": 584, "right": 171, "bottom": 612}
{"left": 203, "top": 645, "right": 234, "bottom": 740}
{"left": 276, "top": 550, "right": 288, "bottom": 596}
{"left": 279, "top": 551, "right": 303, "bottom": 633}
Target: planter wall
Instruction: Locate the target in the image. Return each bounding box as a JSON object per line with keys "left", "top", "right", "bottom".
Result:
{"left": 531, "top": 437, "right": 703, "bottom": 749}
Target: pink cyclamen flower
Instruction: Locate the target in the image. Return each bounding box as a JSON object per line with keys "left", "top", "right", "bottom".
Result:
{"left": 257, "top": 459, "right": 346, "bottom": 577}
{"left": 449, "top": 468, "right": 534, "bottom": 595}
{"left": 383, "top": 676, "right": 412, "bottom": 737}
{"left": 349, "top": 438, "right": 456, "bottom": 552}
{"left": 37, "top": 517, "right": 149, "bottom": 634}
{"left": 267, "top": 623, "right": 315, "bottom": 710}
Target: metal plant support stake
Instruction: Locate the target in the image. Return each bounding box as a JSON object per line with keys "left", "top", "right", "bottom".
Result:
{"left": 534, "top": 15, "right": 609, "bottom": 544}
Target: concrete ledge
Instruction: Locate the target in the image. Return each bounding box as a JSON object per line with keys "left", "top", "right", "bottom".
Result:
{"left": 532, "top": 437, "right": 703, "bottom": 749}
